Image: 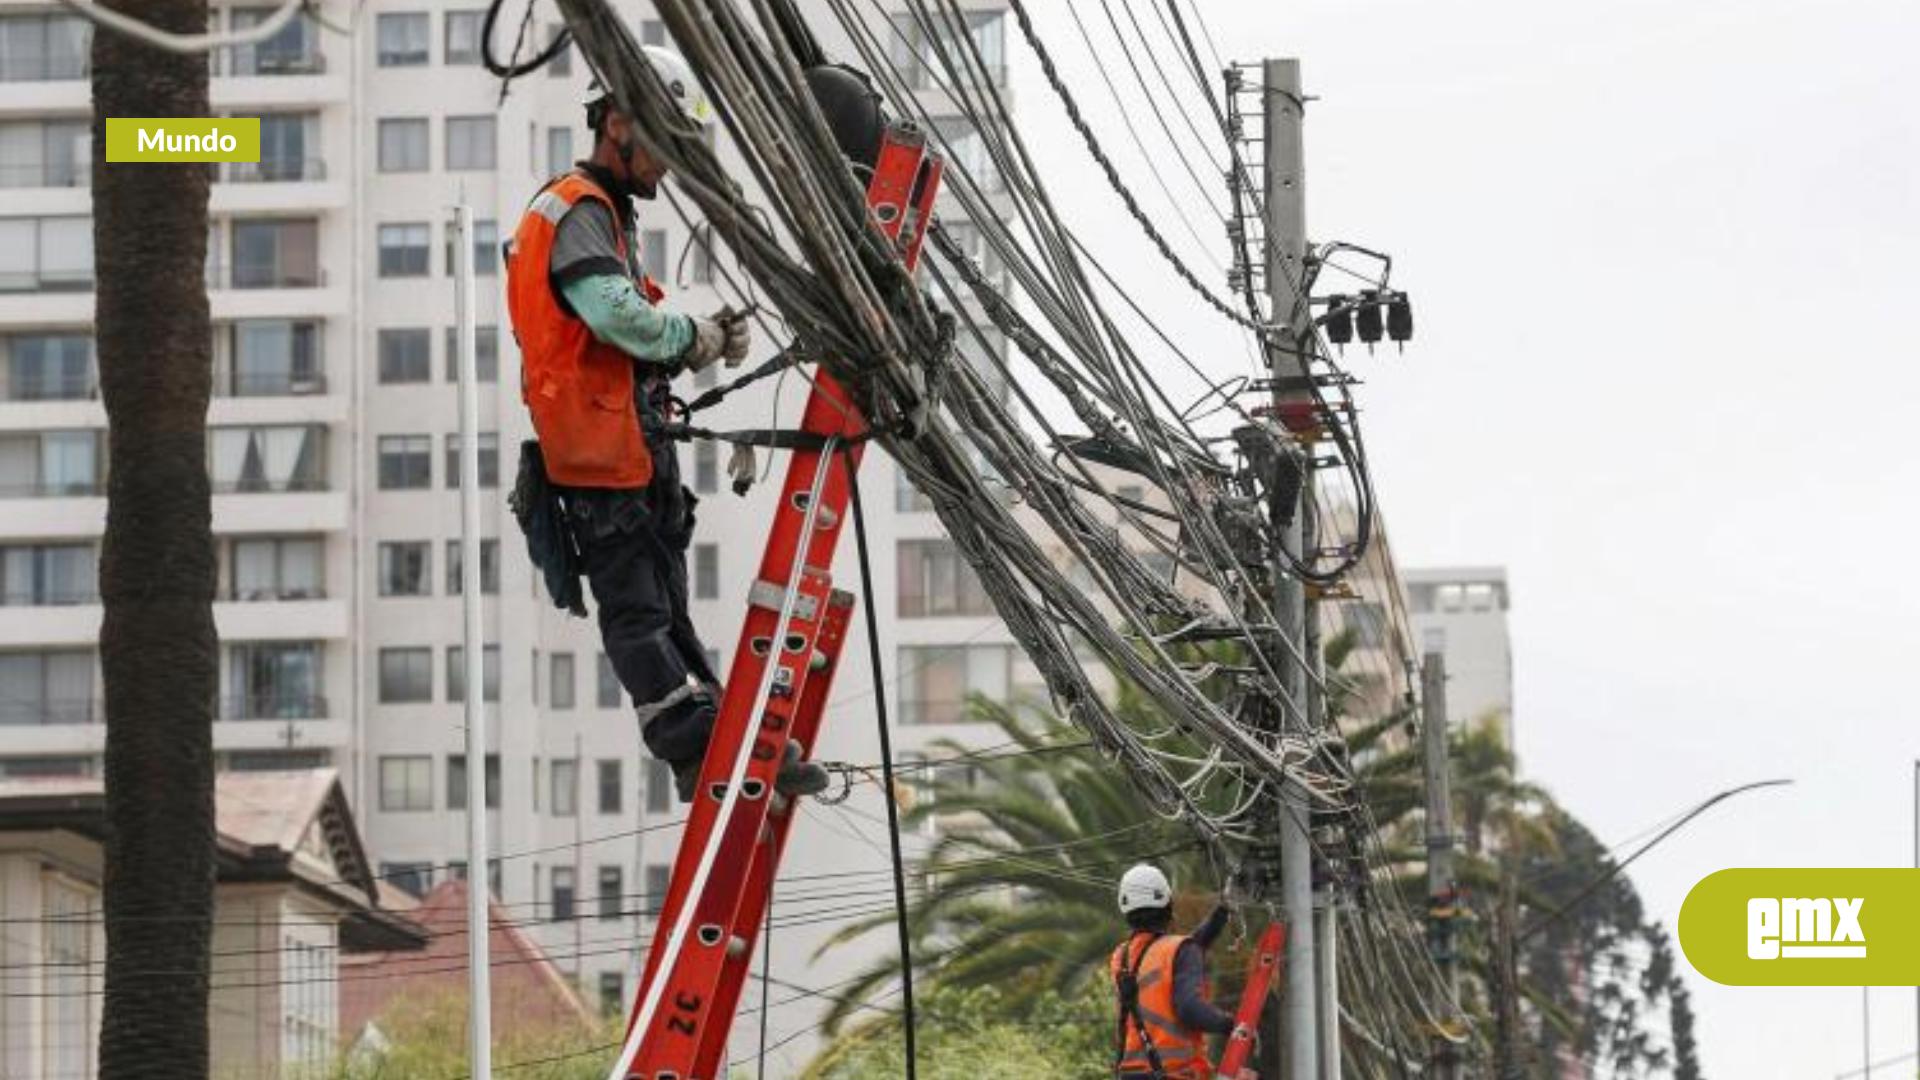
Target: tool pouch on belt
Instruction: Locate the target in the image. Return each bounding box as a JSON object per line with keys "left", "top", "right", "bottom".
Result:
{"left": 510, "top": 440, "right": 588, "bottom": 617}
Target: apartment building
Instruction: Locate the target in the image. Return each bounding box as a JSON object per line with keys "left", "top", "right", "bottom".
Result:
{"left": 1404, "top": 566, "right": 1515, "bottom": 740}
{"left": 0, "top": 0, "right": 1016, "bottom": 1070}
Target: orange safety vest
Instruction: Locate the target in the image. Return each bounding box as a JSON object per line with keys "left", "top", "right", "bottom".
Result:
{"left": 505, "top": 170, "right": 662, "bottom": 489}
{"left": 1110, "top": 932, "right": 1213, "bottom": 1079}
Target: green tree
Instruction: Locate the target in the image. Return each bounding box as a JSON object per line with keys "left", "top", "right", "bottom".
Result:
{"left": 90, "top": 3, "right": 220, "bottom": 1076}
{"left": 799, "top": 983, "right": 1109, "bottom": 1080}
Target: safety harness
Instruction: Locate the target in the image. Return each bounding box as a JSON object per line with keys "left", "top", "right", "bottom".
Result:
{"left": 1114, "top": 931, "right": 1170, "bottom": 1080}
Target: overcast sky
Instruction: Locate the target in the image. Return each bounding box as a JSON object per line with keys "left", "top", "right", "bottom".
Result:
{"left": 1007, "top": 0, "right": 1920, "bottom": 1074}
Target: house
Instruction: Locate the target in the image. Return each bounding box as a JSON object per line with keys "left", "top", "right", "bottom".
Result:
{"left": 0, "top": 768, "right": 423, "bottom": 1078}
{"left": 340, "top": 878, "right": 593, "bottom": 1052}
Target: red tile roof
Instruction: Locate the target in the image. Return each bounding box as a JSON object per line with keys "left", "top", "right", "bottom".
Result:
{"left": 340, "top": 878, "right": 594, "bottom": 1043}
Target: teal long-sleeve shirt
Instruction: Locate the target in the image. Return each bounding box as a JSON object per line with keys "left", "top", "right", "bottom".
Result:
{"left": 559, "top": 273, "right": 694, "bottom": 363}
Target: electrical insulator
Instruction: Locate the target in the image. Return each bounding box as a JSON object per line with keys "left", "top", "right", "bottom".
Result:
{"left": 1387, "top": 292, "right": 1413, "bottom": 345}
{"left": 1355, "top": 289, "right": 1384, "bottom": 345}
{"left": 1324, "top": 294, "right": 1353, "bottom": 347}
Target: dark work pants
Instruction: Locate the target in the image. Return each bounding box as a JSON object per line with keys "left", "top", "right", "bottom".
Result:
{"left": 567, "top": 437, "right": 719, "bottom": 770}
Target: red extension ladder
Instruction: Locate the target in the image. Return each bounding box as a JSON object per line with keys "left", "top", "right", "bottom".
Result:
{"left": 609, "top": 123, "right": 943, "bottom": 1080}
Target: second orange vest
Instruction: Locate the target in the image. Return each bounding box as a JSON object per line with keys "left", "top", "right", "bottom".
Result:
{"left": 1110, "top": 932, "right": 1213, "bottom": 1078}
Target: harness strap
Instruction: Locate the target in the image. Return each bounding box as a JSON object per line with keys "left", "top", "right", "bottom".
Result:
{"left": 1116, "top": 933, "right": 1169, "bottom": 1080}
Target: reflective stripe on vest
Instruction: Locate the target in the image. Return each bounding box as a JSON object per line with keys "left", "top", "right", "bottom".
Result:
{"left": 1110, "top": 933, "right": 1213, "bottom": 1080}
{"left": 505, "top": 171, "right": 654, "bottom": 489}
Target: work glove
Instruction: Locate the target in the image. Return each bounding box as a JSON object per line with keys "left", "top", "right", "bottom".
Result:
{"left": 682, "top": 306, "right": 751, "bottom": 371}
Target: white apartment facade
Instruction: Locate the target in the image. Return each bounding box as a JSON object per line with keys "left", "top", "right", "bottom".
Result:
{"left": 1403, "top": 566, "right": 1515, "bottom": 738}
{"left": 0, "top": 0, "right": 1016, "bottom": 1071}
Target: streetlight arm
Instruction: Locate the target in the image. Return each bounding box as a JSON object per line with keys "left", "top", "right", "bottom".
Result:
{"left": 1518, "top": 778, "right": 1794, "bottom": 944}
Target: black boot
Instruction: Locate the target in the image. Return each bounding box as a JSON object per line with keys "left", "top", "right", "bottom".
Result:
{"left": 774, "top": 740, "right": 829, "bottom": 798}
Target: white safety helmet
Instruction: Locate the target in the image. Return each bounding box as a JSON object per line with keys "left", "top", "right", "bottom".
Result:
{"left": 580, "top": 46, "right": 714, "bottom": 131}
{"left": 1117, "top": 864, "right": 1173, "bottom": 914}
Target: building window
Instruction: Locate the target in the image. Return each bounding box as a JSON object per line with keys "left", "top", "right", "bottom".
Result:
{"left": 692, "top": 440, "right": 718, "bottom": 494}
{"left": 644, "top": 863, "right": 670, "bottom": 912}
{"left": 375, "top": 12, "right": 428, "bottom": 66}
{"left": 645, "top": 760, "right": 672, "bottom": 815}
{"left": 0, "top": 649, "right": 95, "bottom": 725}
{"left": 693, "top": 544, "right": 719, "bottom": 600}
{"left": 208, "top": 425, "right": 325, "bottom": 493}
{"left": 443, "top": 220, "right": 499, "bottom": 277}
{"left": 897, "top": 644, "right": 1038, "bottom": 725}
{"left": 377, "top": 541, "right": 430, "bottom": 597}
{"left": 235, "top": 112, "right": 321, "bottom": 182}
{"left": 687, "top": 225, "right": 715, "bottom": 284}
{"left": 377, "top": 222, "right": 431, "bottom": 277}
{"left": 377, "top": 434, "right": 431, "bottom": 490}
{"left": 596, "top": 652, "right": 621, "bottom": 709}
{"left": 550, "top": 652, "right": 575, "bottom": 710}
{"left": 545, "top": 126, "right": 573, "bottom": 175}
{"left": 597, "top": 865, "right": 622, "bottom": 920}
{"left": 641, "top": 229, "right": 668, "bottom": 280}
{"left": 550, "top": 758, "right": 577, "bottom": 817}
{"left": 446, "top": 645, "right": 501, "bottom": 703}
{"left": 897, "top": 539, "right": 992, "bottom": 617}
{"left": 895, "top": 467, "right": 932, "bottom": 512}
{"left": 597, "top": 759, "right": 622, "bottom": 815}
{"left": 545, "top": 24, "right": 571, "bottom": 75}
{"left": 228, "top": 5, "right": 320, "bottom": 75}
{"left": 378, "top": 328, "right": 432, "bottom": 383}
{"left": 445, "top": 115, "right": 496, "bottom": 170}
{"left": 229, "top": 218, "right": 319, "bottom": 288}
{"left": 223, "top": 642, "right": 322, "bottom": 720}
{"left": 0, "top": 13, "right": 92, "bottom": 81}
{"left": 43, "top": 875, "right": 96, "bottom": 1079}
{"left": 222, "top": 536, "right": 323, "bottom": 601}
{"left": 377, "top": 647, "right": 432, "bottom": 703}
{"left": 0, "top": 544, "right": 96, "bottom": 607}
{"left": 445, "top": 538, "right": 500, "bottom": 595}
{"left": 378, "top": 755, "right": 433, "bottom": 811}
{"left": 447, "top": 753, "right": 500, "bottom": 810}
{"left": 443, "top": 325, "right": 499, "bottom": 381}
{"left": 222, "top": 319, "right": 321, "bottom": 395}
{"left": 639, "top": 19, "right": 665, "bottom": 46}
{"left": 380, "top": 862, "right": 434, "bottom": 898}
{"left": 443, "top": 433, "right": 500, "bottom": 489}
{"left": 444, "top": 10, "right": 484, "bottom": 64}
{"left": 889, "top": 10, "right": 1005, "bottom": 89}
{"left": 0, "top": 119, "right": 89, "bottom": 188}
{"left": 0, "top": 430, "right": 99, "bottom": 497}
{"left": 550, "top": 866, "right": 576, "bottom": 921}
{"left": 2, "top": 334, "right": 93, "bottom": 401}
{"left": 598, "top": 971, "right": 624, "bottom": 1017}
{"left": 0, "top": 216, "right": 91, "bottom": 292}
{"left": 377, "top": 117, "right": 428, "bottom": 172}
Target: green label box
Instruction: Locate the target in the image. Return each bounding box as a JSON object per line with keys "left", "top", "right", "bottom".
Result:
{"left": 105, "top": 117, "right": 259, "bottom": 162}
{"left": 1679, "top": 868, "right": 1920, "bottom": 985}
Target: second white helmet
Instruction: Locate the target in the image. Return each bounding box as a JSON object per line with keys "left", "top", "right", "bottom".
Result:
{"left": 1117, "top": 864, "right": 1172, "bottom": 914}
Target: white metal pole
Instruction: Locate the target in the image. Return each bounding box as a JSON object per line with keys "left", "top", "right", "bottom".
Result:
{"left": 452, "top": 202, "right": 492, "bottom": 1080}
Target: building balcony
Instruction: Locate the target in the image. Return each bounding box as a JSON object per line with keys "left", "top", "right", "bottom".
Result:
{"left": 212, "top": 490, "right": 348, "bottom": 536}
{"left": 0, "top": 602, "right": 95, "bottom": 648}
{"left": 218, "top": 694, "right": 328, "bottom": 722}
{"left": 0, "top": 699, "right": 99, "bottom": 727}
{"left": 0, "top": 493, "right": 103, "bottom": 541}
{"left": 215, "top": 597, "right": 348, "bottom": 642}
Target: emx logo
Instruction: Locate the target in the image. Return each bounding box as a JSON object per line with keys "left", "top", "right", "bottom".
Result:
{"left": 1746, "top": 897, "right": 1864, "bottom": 959}
{"left": 1680, "top": 869, "right": 1920, "bottom": 985}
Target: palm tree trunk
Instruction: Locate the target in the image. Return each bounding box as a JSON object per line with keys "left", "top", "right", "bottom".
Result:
{"left": 90, "top": 2, "right": 218, "bottom": 1076}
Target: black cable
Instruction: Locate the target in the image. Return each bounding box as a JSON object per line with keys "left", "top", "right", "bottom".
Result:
{"left": 842, "top": 447, "right": 918, "bottom": 1080}
{"left": 481, "top": 0, "right": 571, "bottom": 79}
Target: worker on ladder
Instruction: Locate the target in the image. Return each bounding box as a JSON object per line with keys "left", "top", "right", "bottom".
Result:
{"left": 1111, "top": 864, "right": 1257, "bottom": 1079}
{"left": 505, "top": 45, "right": 829, "bottom": 804}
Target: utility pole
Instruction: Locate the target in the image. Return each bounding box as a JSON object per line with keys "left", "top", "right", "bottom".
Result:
{"left": 1262, "top": 55, "right": 1320, "bottom": 1080}
{"left": 1422, "top": 653, "right": 1460, "bottom": 1080}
